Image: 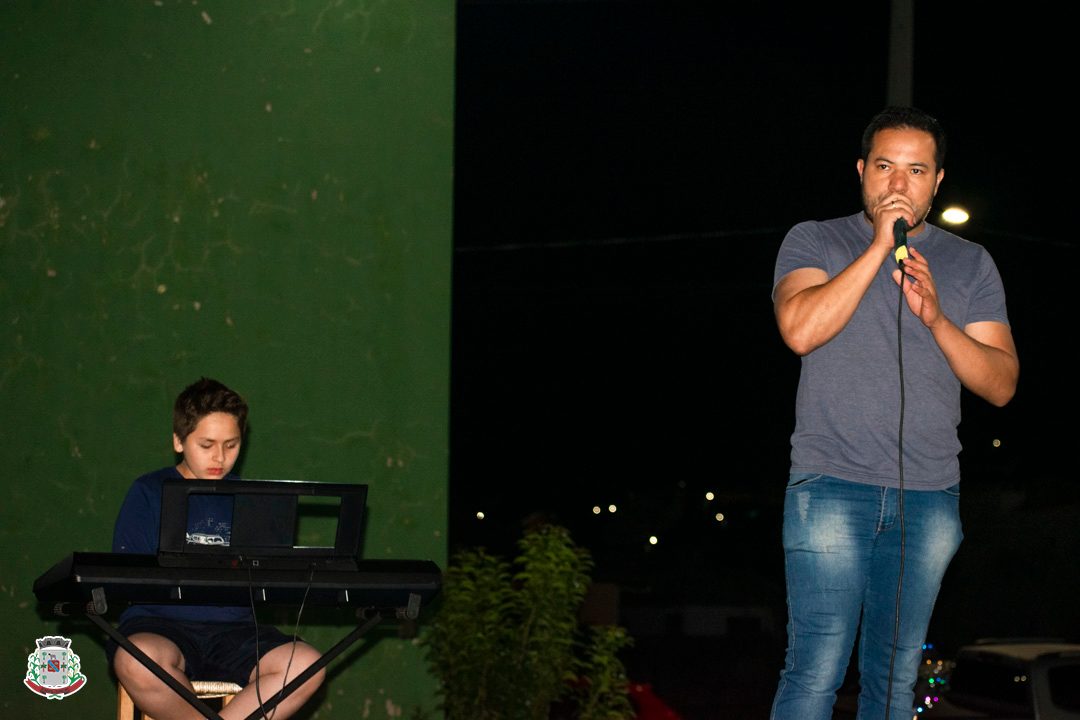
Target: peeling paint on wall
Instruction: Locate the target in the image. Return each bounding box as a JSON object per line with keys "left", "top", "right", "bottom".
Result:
{"left": 0, "top": 1, "right": 452, "bottom": 716}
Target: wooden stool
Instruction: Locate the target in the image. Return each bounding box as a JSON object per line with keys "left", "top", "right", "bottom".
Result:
{"left": 117, "top": 679, "right": 243, "bottom": 720}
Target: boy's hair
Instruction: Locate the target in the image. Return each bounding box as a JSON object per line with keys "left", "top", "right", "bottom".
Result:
{"left": 861, "top": 105, "right": 947, "bottom": 171}
{"left": 173, "top": 377, "right": 249, "bottom": 441}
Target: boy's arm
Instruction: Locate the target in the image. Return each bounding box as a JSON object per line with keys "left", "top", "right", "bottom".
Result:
{"left": 112, "top": 478, "right": 161, "bottom": 554}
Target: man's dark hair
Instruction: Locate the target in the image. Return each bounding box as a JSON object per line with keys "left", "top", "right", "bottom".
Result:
{"left": 173, "top": 377, "right": 248, "bottom": 441}
{"left": 861, "top": 106, "right": 947, "bottom": 171}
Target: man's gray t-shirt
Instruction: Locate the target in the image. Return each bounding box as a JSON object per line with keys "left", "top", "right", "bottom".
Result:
{"left": 772, "top": 212, "right": 1010, "bottom": 490}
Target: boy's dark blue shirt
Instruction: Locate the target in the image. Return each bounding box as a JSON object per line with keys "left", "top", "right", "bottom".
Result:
{"left": 113, "top": 466, "right": 252, "bottom": 624}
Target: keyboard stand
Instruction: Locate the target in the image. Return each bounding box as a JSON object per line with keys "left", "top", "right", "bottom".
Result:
{"left": 33, "top": 552, "right": 439, "bottom": 720}
{"left": 80, "top": 590, "right": 389, "bottom": 720}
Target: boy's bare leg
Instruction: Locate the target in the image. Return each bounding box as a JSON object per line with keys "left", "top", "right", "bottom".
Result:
{"left": 220, "top": 642, "right": 326, "bottom": 720}
{"left": 116, "top": 634, "right": 324, "bottom": 720}
{"left": 114, "top": 632, "right": 206, "bottom": 720}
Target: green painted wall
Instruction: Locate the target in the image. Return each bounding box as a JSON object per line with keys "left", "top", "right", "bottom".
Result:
{"left": 0, "top": 1, "right": 453, "bottom": 717}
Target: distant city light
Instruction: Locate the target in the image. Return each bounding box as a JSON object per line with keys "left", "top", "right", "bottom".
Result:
{"left": 993, "top": 438, "right": 1001, "bottom": 448}
{"left": 592, "top": 505, "right": 602, "bottom": 515}
{"left": 475, "top": 511, "right": 485, "bottom": 520}
{"left": 608, "top": 504, "right": 617, "bottom": 513}
{"left": 940, "top": 206, "right": 970, "bottom": 224}
{"left": 648, "top": 535, "right": 658, "bottom": 545}
{"left": 714, "top": 512, "right": 725, "bottom": 522}
{"left": 705, "top": 491, "right": 715, "bottom": 501}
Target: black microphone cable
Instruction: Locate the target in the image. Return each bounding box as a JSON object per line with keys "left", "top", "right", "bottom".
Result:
{"left": 885, "top": 220, "right": 911, "bottom": 720}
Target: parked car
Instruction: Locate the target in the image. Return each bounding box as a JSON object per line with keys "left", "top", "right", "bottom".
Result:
{"left": 917, "top": 638, "right": 1080, "bottom": 719}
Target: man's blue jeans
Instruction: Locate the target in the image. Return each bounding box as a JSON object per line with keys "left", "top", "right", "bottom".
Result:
{"left": 770, "top": 474, "right": 962, "bottom": 720}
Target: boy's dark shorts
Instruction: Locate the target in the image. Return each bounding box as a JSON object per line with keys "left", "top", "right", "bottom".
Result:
{"left": 105, "top": 616, "right": 300, "bottom": 687}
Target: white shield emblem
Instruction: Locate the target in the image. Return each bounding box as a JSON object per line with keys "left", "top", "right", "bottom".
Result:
{"left": 25, "top": 636, "right": 87, "bottom": 699}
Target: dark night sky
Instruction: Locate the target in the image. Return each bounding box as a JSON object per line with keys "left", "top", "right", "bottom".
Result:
{"left": 447, "top": 2, "right": 1077, "bottom": 701}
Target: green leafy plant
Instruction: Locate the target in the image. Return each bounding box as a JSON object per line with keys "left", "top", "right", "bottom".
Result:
{"left": 422, "top": 524, "right": 634, "bottom": 720}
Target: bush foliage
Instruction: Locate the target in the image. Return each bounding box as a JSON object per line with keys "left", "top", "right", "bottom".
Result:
{"left": 422, "top": 524, "right": 634, "bottom": 720}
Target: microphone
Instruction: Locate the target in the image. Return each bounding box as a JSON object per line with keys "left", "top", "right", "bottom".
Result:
{"left": 893, "top": 217, "right": 910, "bottom": 267}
